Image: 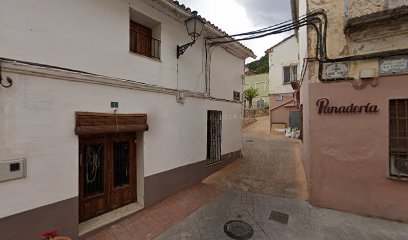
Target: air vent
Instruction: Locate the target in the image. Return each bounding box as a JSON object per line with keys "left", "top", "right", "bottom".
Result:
{"left": 390, "top": 155, "right": 408, "bottom": 177}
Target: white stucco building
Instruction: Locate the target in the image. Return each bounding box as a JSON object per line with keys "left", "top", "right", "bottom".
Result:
{"left": 266, "top": 35, "right": 301, "bottom": 131}
{"left": 0, "top": 1, "right": 255, "bottom": 239}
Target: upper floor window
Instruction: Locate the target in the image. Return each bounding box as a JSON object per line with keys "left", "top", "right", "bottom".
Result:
{"left": 283, "top": 65, "right": 297, "bottom": 84}
{"left": 130, "top": 22, "right": 152, "bottom": 57}
{"left": 129, "top": 9, "right": 161, "bottom": 59}
{"left": 255, "top": 82, "right": 266, "bottom": 92}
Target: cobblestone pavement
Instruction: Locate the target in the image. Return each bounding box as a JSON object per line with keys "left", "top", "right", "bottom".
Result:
{"left": 155, "top": 190, "right": 408, "bottom": 240}
{"left": 204, "top": 116, "right": 308, "bottom": 200}
{"left": 85, "top": 183, "right": 223, "bottom": 240}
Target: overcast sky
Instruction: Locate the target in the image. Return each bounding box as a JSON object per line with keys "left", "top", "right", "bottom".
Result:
{"left": 177, "top": 0, "right": 293, "bottom": 62}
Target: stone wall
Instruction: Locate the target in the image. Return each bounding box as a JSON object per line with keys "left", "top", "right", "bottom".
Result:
{"left": 345, "top": 0, "right": 407, "bottom": 19}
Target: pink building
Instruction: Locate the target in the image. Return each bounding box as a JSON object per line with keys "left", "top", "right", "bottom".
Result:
{"left": 293, "top": 0, "right": 408, "bottom": 222}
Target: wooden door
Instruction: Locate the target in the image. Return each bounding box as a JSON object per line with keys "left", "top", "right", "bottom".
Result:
{"left": 79, "top": 133, "right": 137, "bottom": 222}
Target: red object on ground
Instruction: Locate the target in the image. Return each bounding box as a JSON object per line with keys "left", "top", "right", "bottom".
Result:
{"left": 41, "top": 230, "right": 58, "bottom": 240}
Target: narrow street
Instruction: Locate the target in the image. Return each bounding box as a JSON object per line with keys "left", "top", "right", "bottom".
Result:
{"left": 155, "top": 117, "right": 408, "bottom": 240}
{"left": 86, "top": 116, "right": 408, "bottom": 240}
{"left": 204, "top": 115, "right": 308, "bottom": 200}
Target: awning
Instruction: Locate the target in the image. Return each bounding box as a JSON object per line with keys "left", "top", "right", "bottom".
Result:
{"left": 75, "top": 112, "right": 148, "bottom": 135}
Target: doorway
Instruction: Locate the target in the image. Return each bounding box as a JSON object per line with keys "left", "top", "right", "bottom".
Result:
{"left": 289, "top": 111, "right": 301, "bottom": 129}
{"left": 207, "top": 110, "right": 222, "bottom": 164}
{"left": 79, "top": 133, "right": 137, "bottom": 222}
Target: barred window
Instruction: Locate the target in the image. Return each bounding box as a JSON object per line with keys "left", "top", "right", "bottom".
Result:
{"left": 389, "top": 99, "right": 408, "bottom": 178}
{"left": 207, "top": 111, "right": 222, "bottom": 164}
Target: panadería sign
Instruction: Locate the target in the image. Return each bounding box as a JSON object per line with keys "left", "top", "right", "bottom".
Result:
{"left": 316, "top": 98, "right": 379, "bottom": 114}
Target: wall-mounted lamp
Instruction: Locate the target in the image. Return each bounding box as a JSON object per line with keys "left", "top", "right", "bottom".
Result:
{"left": 177, "top": 11, "right": 205, "bottom": 59}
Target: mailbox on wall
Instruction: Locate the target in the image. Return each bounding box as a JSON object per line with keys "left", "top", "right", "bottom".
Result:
{"left": 0, "top": 158, "right": 26, "bottom": 182}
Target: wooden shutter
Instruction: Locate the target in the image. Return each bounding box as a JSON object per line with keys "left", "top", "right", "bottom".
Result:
{"left": 75, "top": 112, "right": 148, "bottom": 135}
{"left": 130, "top": 21, "right": 152, "bottom": 57}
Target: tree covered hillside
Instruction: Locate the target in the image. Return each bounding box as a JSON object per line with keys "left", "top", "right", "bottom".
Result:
{"left": 246, "top": 53, "right": 268, "bottom": 74}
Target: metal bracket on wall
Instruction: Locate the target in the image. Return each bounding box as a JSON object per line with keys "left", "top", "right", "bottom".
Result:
{"left": 0, "top": 63, "right": 13, "bottom": 88}
{"left": 177, "top": 41, "right": 195, "bottom": 59}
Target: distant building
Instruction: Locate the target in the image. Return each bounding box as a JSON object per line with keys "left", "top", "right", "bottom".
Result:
{"left": 244, "top": 73, "right": 269, "bottom": 109}
{"left": 266, "top": 35, "right": 301, "bottom": 132}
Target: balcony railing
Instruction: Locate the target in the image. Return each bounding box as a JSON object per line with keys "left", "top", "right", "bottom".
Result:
{"left": 130, "top": 30, "right": 161, "bottom": 60}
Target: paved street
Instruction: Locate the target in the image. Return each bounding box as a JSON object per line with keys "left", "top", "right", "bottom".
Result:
{"left": 156, "top": 117, "right": 408, "bottom": 239}
{"left": 85, "top": 183, "right": 223, "bottom": 240}
{"left": 87, "top": 116, "right": 408, "bottom": 239}
{"left": 156, "top": 190, "right": 408, "bottom": 240}
{"left": 204, "top": 115, "right": 308, "bottom": 200}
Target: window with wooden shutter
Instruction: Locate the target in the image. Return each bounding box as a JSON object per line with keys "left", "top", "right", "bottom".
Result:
{"left": 129, "top": 21, "right": 160, "bottom": 59}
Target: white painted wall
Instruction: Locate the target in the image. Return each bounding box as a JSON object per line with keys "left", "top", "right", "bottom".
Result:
{"left": 0, "top": 0, "right": 244, "bottom": 99}
{"left": 210, "top": 47, "right": 244, "bottom": 99}
{"left": 0, "top": 69, "right": 242, "bottom": 218}
{"left": 0, "top": 0, "right": 246, "bottom": 218}
{"left": 268, "top": 36, "right": 299, "bottom": 94}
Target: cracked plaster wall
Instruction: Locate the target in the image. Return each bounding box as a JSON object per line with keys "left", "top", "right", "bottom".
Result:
{"left": 306, "top": 0, "right": 408, "bottom": 83}
{"left": 346, "top": 0, "right": 407, "bottom": 19}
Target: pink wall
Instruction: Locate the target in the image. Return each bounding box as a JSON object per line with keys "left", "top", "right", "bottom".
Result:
{"left": 269, "top": 93, "right": 294, "bottom": 109}
{"left": 269, "top": 93, "right": 299, "bottom": 126}
{"left": 300, "top": 80, "right": 311, "bottom": 184}
{"left": 306, "top": 75, "right": 408, "bottom": 222}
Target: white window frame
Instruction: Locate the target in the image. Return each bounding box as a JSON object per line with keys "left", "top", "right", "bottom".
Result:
{"left": 283, "top": 64, "right": 298, "bottom": 84}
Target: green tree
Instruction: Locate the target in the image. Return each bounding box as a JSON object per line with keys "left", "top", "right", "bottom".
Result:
{"left": 244, "top": 87, "right": 259, "bottom": 109}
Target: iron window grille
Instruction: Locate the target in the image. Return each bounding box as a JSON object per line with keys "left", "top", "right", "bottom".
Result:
{"left": 207, "top": 110, "right": 222, "bottom": 164}
{"left": 389, "top": 99, "right": 408, "bottom": 178}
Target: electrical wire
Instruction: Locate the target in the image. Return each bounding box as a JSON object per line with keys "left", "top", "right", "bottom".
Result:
{"left": 203, "top": 9, "right": 408, "bottom": 84}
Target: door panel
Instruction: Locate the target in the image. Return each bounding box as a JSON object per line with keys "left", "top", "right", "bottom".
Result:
{"left": 84, "top": 143, "right": 105, "bottom": 197}
{"left": 79, "top": 133, "right": 137, "bottom": 222}
{"left": 113, "top": 141, "right": 130, "bottom": 188}
{"left": 110, "top": 134, "right": 137, "bottom": 210}
{"left": 79, "top": 136, "right": 109, "bottom": 222}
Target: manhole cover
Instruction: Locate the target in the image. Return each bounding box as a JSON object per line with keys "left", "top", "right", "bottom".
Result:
{"left": 269, "top": 210, "right": 289, "bottom": 225}
{"left": 224, "top": 220, "right": 254, "bottom": 240}
{"left": 245, "top": 140, "right": 254, "bottom": 142}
